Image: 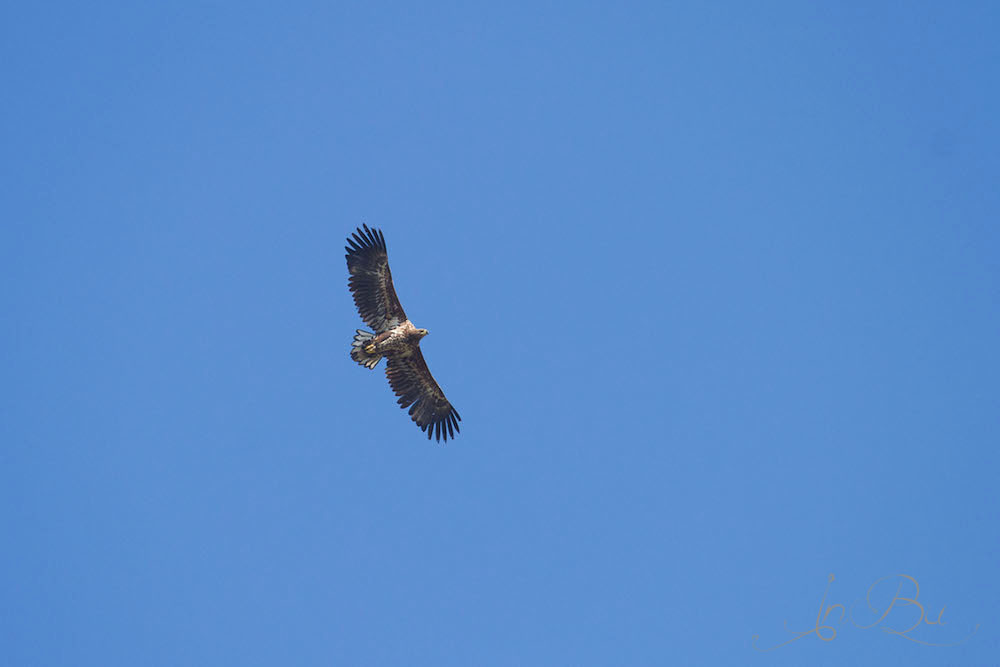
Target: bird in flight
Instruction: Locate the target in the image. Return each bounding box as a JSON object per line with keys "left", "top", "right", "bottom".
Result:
{"left": 346, "top": 224, "right": 461, "bottom": 442}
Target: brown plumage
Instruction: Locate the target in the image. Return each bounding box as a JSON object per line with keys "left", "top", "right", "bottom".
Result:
{"left": 346, "top": 224, "right": 461, "bottom": 442}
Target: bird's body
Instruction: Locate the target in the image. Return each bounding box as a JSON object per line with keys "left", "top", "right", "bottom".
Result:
{"left": 352, "top": 320, "right": 426, "bottom": 364}
{"left": 345, "top": 225, "right": 461, "bottom": 442}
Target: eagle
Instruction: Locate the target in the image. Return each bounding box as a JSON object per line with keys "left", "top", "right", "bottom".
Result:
{"left": 346, "top": 224, "right": 461, "bottom": 442}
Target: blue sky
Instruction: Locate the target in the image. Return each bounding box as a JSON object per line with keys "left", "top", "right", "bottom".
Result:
{"left": 2, "top": 2, "right": 998, "bottom": 665}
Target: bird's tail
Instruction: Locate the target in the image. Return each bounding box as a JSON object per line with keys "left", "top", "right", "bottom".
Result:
{"left": 351, "top": 329, "right": 382, "bottom": 369}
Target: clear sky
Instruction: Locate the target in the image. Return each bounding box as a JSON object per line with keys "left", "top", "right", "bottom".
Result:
{"left": 2, "top": 2, "right": 998, "bottom": 665}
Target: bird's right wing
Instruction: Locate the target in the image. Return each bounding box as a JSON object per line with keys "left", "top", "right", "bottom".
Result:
{"left": 345, "top": 225, "right": 407, "bottom": 334}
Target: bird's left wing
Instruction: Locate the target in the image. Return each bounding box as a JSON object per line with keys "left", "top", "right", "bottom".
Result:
{"left": 345, "top": 224, "right": 407, "bottom": 333}
{"left": 385, "top": 350, "right": 461, "bottom": 442}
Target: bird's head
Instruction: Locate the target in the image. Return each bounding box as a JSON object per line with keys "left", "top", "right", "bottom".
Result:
{"left": 417, "top": 328, "right": 429, "bottom": 338}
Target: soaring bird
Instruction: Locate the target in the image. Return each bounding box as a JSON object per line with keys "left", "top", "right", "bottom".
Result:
{"left": 346, "top": 224, "right": 461, "bottom": 442}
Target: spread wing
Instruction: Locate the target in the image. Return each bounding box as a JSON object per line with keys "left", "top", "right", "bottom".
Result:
{"left": 386, "top": 350, "right": 461, "bottom": 442}
{"left": 345, "top": 224, "right": 406, "bottom": 333}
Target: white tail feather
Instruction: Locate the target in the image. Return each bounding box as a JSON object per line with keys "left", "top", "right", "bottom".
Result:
{"left": 351, "top": 329, "right": 381, "bottom": 369}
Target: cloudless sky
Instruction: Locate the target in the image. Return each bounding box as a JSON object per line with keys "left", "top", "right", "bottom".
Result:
{"left": 2, "top": 2, "right": 998, "bottom": 665}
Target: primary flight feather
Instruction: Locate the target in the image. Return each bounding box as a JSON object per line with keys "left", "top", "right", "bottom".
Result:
{"left": 346, "top": 224, "right": 461, "bottom": 442}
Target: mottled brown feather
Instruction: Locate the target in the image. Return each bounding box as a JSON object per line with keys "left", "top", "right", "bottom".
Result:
{"left": 345, "top": 224, "right": 407, "bottom": 334}
{"left": 385, "top": 350, "right": 461, "bottom": 442}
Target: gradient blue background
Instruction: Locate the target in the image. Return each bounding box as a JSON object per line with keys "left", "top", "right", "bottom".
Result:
{"left": 2, "top": 2, "right": 997, "bottom": 665}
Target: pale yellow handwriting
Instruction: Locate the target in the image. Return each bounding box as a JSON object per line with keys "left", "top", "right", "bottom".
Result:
{"left": 753, "top": 573, "right": 979, "bottom": 651}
